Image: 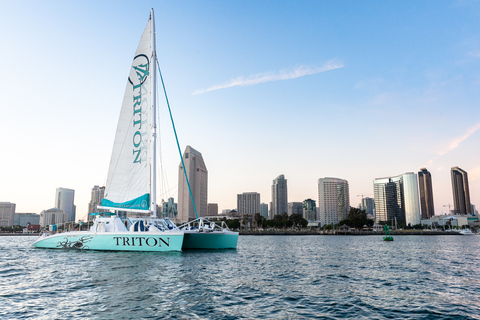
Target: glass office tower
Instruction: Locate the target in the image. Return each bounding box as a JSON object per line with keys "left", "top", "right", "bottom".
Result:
{"left": 374, "top": 172, "right": 421, "bottom": 226}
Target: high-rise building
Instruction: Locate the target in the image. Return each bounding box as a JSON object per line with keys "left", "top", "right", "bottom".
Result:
{"left": 374, "top": 172, "right": 421, "bottom": 226}
{"left": 418, "top": 168, "right": 435, "bottom": 219}
{"left": 318, "top": 178, "right": 350, "bottom": 227}
{"left": 161, "top": 198, "right": 177, "bottom": 219}
{"left": 287, "top": 202, "right": 303, "bottom": 216}
{"left": 88, "top": 185, "right": 105, "bottom": 221}
{"left": 55, "top": 187, "right": 76, "bottom": 222}
{"left": 260, "top": 203, "right": 268, "bottom": 220}
{"left": 0, "top": 202, "right": 16, "bottom": 227}
{"left": 472, "top": 204, "right": 478, "bottom": 216}
{"left": 39, "top": 208, "right": 69, "bottom": 227}
{"left": 207, "top": 203, "right": 218, "bottom": 216}
{"left": 271, "top": 174, "right": 288, "bottom": 219}
{"left": 451, "top": 167, "right": 471, "bottom": 215}
{"left": 361, "top": 197, "right": 375, "bottom": 217}
{"left": 178, "top": 146, "right": 208, "bottom": 222}
{"left": 237, "top": 192, "right": 261, "bottom": 215}
{"left": 14, "top": 213, "right": 40, "bottom": 227}
{"left": 303, "top": 199, "right": 317, "bottom": 223}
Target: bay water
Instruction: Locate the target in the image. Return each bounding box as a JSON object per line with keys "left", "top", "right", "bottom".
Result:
{"left": 1, "top": 235, "right": 480, "bottom": 319}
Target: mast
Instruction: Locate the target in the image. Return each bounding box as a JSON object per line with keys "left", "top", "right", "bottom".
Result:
{"left": 151, "top": 8, "right": 157, "bottom": 218}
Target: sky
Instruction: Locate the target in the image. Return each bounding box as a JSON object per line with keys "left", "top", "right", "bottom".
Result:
{"left": 1, "top": 0, "right": 480, "bottom": 221}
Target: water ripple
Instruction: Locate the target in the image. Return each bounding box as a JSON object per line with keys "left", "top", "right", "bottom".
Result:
{"left": 1, "top": 235, "right": 480, "bottom": 319}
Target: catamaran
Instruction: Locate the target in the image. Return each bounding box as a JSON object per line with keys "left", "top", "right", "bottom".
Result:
{"left": 33, "top": 9, "right": 184, "bottom": 252}
{"left": 34, "top": 9, "right": 238, "bottom": 251}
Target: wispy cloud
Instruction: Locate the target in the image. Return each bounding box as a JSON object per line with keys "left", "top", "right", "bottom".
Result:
{"left": 439, "top": 121, "right": 480, "bottom": 155}
{"left": 192, "top": 60, "right": 344, "bottom": 95}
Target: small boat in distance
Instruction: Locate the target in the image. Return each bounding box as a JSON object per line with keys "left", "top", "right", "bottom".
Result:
{"left": 459, "top": 228, "right": 475, "bottom": 235}
{"left": 33, "top": 9, "right": 184, "bottom": 251}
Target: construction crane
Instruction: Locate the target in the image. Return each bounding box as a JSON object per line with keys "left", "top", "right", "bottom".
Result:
{"left": 443, "top": 204, "right": 452, "bottom": 215}
{"left": 357, "top": 194, "right": 372, "bottom": 209}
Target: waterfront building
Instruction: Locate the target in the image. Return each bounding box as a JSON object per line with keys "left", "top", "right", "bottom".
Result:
{"left": 88, "top": 185, "right": 105, "bottom": 221}
{"left": 208, "top": 203, "right": 218, "bottom": 216}
{"left": 221, "top": 209, "right": 240, "bottom": 218}
{"left": 178, "top": 146, "right": 208, "bottom": 222}
{"left": 260, "top": 203, "right": 268, "bottom": 220}
{"left": 421, "top": 214, "right": 479, "bottom": 229}
{"left": 303, "top": 199, "right": 317, "bottom": 224}
{"left": 14, "top": 213, "right": 40, "bottom": 227}
{"left": 451, "top": 167, "right": 471, "bottom": 215}
{"left": 288, "top": 202, "right": 303, "bottom": 216}
{"left": 361, "top": 197, "right": 375, "bottom": 217}
{"left": 318, "top": 178, "right": 350, "bottom": 227}
{"left": 418, "top": 168, "right": 435, "bottom": 219}
{"left": 0, "top": 202, "right": 16, "bottom": 227}
{"left": 237, "top": 192, "right": 261, "bottom": 215}
{"left": 39, "top": 208, "right": 69, "bottom": 227}
{"left": 55, "top": 187, "right": 76, "bottom": 222}
{"left": 271, "top": 174, "right": 288, "bottom": 218}
{"left": 374, "top": 172, "right": 421, "bottom": 226}
{"left": 160, "top": 197, "right": 177, "bottom": 220}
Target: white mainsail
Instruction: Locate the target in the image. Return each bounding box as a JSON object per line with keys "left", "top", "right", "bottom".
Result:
{"left": 101, "top": 15, "right": 154, "bottom": 212}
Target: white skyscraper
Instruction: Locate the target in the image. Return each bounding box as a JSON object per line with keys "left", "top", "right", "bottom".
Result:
{"left": 0, "top": 202, "right": 16, "bottom": 227}
{"left": 318, "top": 178, "right": 350, "bottom": 227}
{"left": 178, "top": 146, "right": 208, "bottom": 222}
{"left": 39, "top": 208, "right": 69, "bottom": 227}
{"left": 271, "top": 174, "right": 288, "bottom": 219}
{"left": 55, "top": 188, "right": 76, "bottom": 222}
{"left": 237, "top": 192, "right": 261, "bottom": 215}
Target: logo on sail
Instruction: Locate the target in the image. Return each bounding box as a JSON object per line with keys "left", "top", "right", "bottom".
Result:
{"left": 130, "top": 54, "right": 150, "bottom": 164}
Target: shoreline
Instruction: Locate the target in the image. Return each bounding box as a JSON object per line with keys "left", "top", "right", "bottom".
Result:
{"left": 239, "top": 230, "right": 465, "bottom": 236}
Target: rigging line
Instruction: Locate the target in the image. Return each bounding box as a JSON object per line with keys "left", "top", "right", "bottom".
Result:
{"left": 157, "top": 184, "right": 178, "bottom": 201}
{"left": 156, "top": 59, "right": 198, "bottom": 220}
{"left": 155, "top": 76, "right": 170, "bottom": 203}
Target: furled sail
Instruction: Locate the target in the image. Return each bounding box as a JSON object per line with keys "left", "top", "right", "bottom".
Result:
{"left": 101, "top": 16, "right": 153, "bottom": 212}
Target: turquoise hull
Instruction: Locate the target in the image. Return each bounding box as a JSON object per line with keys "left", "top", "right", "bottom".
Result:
{"left": 33, "top": 231, "right": 184, "bottom": 252}
{"left": 182, "top": 231, "right": 238, "bottom": 249}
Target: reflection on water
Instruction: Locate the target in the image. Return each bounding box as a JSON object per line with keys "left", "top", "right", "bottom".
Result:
{"left": 1, "top": 235, "right": 480, "bottom": 319}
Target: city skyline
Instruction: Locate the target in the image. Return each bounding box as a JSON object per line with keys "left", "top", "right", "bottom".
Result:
{"left": 0, "top": 1, "right": 479, "bottom": 218}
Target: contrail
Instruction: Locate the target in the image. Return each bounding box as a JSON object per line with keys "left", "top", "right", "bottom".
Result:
{"left": 193, "top": 60, "right": 344, "bottom": 95}
{"left": 439, "top": 121, "right": 480, "bottom": 156}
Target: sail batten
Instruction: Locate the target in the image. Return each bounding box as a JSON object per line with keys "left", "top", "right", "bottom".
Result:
{"left": 102, "top": 15, "right": 154, "bottom": 209}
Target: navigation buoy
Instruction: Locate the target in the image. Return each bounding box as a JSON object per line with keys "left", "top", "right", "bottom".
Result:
{"left": 383, "top": 224, "right": 394, "bottom": 241}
